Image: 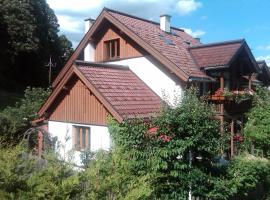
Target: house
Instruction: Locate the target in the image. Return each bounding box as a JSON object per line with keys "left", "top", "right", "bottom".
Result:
{"left": 36, "top": 8, "right": 270, "bottom": 163}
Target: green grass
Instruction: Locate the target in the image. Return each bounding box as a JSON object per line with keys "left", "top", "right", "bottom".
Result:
{"left": 0, "top": 89, "right": 23, "bottom": 111}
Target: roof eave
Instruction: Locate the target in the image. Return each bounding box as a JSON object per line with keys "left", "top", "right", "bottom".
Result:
{"left": 203, "top": 65, "right": 229, "bottom": 71}
{"left": 188, "top": 76, "right": 215, "bottom": 82}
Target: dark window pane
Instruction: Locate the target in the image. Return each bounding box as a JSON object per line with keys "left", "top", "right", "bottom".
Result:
{"left": 88, "top": 128, "right": 91, "bottom": 149}
{"left": 111, "top": 41, "right": 115, "bottom": 58}
{"left": 116, "top": 40, "right": 120, "bottom": 57}
{"left": 76, "top": 127, "right": 80, "bottom": 148}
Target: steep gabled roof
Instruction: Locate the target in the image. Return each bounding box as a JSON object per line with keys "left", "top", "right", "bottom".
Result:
{"left": 39, "top": 61, "right": 162, "bottom": 122}
{"left": 52, "top": 8, "right": 211, "bottom": 87}
{"left": 257, "top": 60, "right": 269, "bottom": 70}
{"left": 256, "top": 60, "right": 270, "bottom": 86}
{"left": 52, "top": 7, "right": 260, "bottom": 87}
{"left": 189, "top": 39, "right": 244, "bottom": 68}
{"left": 76, "top": 61, "right": 162, "bottom": 119}
{"left": 106, "top": 8, "right": 208, "bottom": 79}
{"left": 189, "top": 39, "right": 260, "bottom": 73}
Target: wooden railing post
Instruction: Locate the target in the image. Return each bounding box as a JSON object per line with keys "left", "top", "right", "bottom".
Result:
{"left": 230, "top": 120, "right": 234, "bottom": 158}
{"left": 220, "top": 74, "right": 224, "bottom": 91}
{"left": 248, "top": 74, "right": 252, "bottom": 90}
{"left": 38, "top": 131, "right": 43, "bottom": 158}
{"left": 220, "top": 74, "right": 225, "bottom": 136}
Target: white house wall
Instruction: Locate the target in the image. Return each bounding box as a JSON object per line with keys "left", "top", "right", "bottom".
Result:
{"left": 109, "top": 56, "right": 184, "bottom": 105}
{"left": 48, "top": 120, "right": 110, "bottom": 166}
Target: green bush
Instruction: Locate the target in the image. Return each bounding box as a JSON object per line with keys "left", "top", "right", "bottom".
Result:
{"left": 244, "top": 86, "right": 270, "bottom": 158}
{"left": 0, "top": 144, "right": 80, "bottom": 199}
{"left": 209, "top": 154, "right": 270, "bottom": 199}
{"left": 0, "top": 87, "right": 50, "bottom": 145}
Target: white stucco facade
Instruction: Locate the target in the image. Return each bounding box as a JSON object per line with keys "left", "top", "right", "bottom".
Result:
{"left": 109, "top": 56, "right": 184, "bottom": 105}
{"left": 48, "top": 121, "right": 110, "bottom": 166}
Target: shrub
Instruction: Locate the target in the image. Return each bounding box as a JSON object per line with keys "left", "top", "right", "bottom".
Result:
{"left": 0, "top": 87, "right": 50, "bottom": 145}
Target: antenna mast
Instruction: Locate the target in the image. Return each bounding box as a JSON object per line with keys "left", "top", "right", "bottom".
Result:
{"left": 46, "top": 56, "right": 56, "bottom": 85}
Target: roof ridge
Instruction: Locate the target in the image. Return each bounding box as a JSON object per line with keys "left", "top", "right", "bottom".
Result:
{"left": 104, "top": 7, "right": 184, "bottom": 32}
{"left": 257, "top": 60, "right": 266, "bottom": 64}
{"left": 74, "top": 60, "right": 130, "bottom": 70}
{"left": 189, "top": 39, "right": 245, "bottom": 49}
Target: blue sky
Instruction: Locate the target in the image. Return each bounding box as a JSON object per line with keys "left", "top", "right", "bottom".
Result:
{"left": 47, "top": 0, "right": 270, "bottom": 64}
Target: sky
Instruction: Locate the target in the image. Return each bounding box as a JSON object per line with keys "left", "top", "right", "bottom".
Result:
{"left": 47, "top": 0, "right": 270, "bottom": 65}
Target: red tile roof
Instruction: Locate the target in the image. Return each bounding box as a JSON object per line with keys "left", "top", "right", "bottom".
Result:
{"left": 75, "top": 61, "right": 162, "bottom": 119}
{"left": 106, "top": 9, "right": 209, "bottom": 79}
{"left": 189, "top": 40, "right": 244, "bottom": 68}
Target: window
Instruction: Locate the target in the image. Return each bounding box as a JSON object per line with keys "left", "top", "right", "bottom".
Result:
{"left": 73, "top": 126, "right": 90, "bottom": 151}
{"left": 104, "top": 39, "right": 120, "bottom": 60}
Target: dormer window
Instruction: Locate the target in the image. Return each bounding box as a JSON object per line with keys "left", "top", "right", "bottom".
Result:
{"left": 104, "top": 39, "right": 120, "bottom": 60}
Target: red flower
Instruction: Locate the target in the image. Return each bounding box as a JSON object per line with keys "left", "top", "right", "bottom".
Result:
{"left": 214, "top": 88, "right": 224, "bottom": 96}
{"left": 233, "top": 133, "right": 244, "bottom": 142}
{"left": 147, "top": 127, "right": 173, "bottom": 142}
{"left": 159, "top": 134, "right": 171, "bottom": 142}
{"left": 147, "top": 127, "right": 158, "bottom": 135}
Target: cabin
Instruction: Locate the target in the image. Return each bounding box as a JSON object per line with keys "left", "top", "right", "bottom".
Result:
{"left": 36, "top": 8, "right": 270, "bottom": 164}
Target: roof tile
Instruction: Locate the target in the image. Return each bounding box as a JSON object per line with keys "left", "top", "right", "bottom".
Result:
{"left": 107, "top": 10, "right": 209, "bottom": 79}
{"left": 189, "top": 41, "right": 243, "bottom": 68}
{"left": 76, "top": 62, "right": 162, "bottom": 119}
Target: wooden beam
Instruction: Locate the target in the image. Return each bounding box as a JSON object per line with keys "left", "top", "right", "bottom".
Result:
{"left": 231, "top": 119, "right": 234, "bottom": 158}
{"left": 38, "top": 131, "right": 43, "bottom": 158}
{"left": 248, "top": 74, "right": 252, "bottom": 90}
{"left": 220, "top": 74, "right": 224, "bottom": 91}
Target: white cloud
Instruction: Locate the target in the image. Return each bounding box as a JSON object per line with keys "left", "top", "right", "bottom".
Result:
{"left": 177, "top": 0, "right": 202, "bottom": 15}
{"left": 182, "top": 28, "right": 206, "bottom": 38}
{"left": 47, "top": 0, "right": 102, "bottom": 11}
{"left": 257, "top": 44, "right": 270, "bottom": 51}
{"left": 47, "top": 0, "right": 203, "bottom": 47}
{"left": 257, "top": 55, "right": 270, "bottom": 66}
{"left": 57, "top": 15, "right": 83, "bottom": 33}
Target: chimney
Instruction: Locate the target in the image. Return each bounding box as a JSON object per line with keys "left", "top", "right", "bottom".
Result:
{"left": 195, "top": 37, "right": 201, "bottom": 42}
{"left": 84, "top": 18, "right": 95, "bottom": 61}
{"left": 160, "top": 14, "right": 171, "bottom": 33}
{"left": 84, "top": 18, "right": 95, "bottom": 33}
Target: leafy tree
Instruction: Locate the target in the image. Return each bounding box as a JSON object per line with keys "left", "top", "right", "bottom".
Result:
{"left": 0, "top": 87, "right": 51, "bottom": 145}
{"left": 109, "top": 88, "right": 221, "bottom": 199}
{"left": 0, "top": 0, "right": 73, "bottom": 89}
{"left": 244, "top": 86, "right": 270, "bottom": 158}
{"left": 209, "top": 154, "right": 270, "bottom": 200}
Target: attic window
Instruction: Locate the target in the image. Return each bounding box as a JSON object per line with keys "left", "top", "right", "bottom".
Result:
{"left": 159, "top": 34, "right": 175, "bottom": 46}
{"left": 185, "top": 41, "right": 191, "bottom": 46}
{"left": 104, "top": 39, "right": 120, "bottom": 60}
{"left": 171, "top": 31, "right": 179, "bottom": 37}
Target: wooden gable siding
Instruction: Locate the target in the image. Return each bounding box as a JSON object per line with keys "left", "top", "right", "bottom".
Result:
{"left": 95, "top": 27, "right": 143, "bottom": 62}
{"left": 49, "top": 77, "right": 109, "bottom": 126}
